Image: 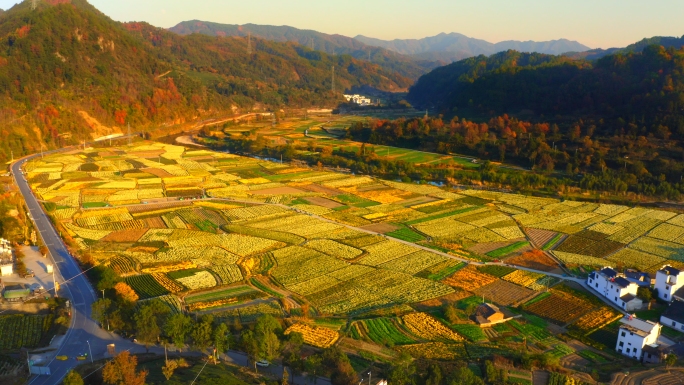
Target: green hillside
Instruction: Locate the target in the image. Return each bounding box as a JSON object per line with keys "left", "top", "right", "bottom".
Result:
{"left": 0, "top": 0, "right": 409, "bottom": 164}
{"left": 169, "top": 20, "right": 442, "bottom": 80}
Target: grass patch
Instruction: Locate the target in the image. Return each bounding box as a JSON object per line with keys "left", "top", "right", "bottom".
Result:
{"left": 635, "top": 307, "right": 666, "bottom": 322}
{"left": 577, "top": 349, "right": 609, "bottom": 363}
{"left": 486, "top": 241, "right": 529, "bottom": 258}
{"left": 386, "top": 227, "right": 425, "bottom": 242}
{"left": 82, "top": 202, "right": 108, "bottom": 208}
{"left": 404, "top": 206, "right": 479, "bottom": 225}
{"left": 185, "top": 286, "right": 258, "bottom": 304}
{"left": 423, "top": 261, "right": 466, "bottom": 281}
{"left": 452, "top": 324, "right": 488, "bottom": 342}
{"left": 542, "top": 233, "right": 563, "bottom": 250}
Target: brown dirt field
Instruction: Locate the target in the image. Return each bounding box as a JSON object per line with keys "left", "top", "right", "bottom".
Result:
{"left": 250, "top": 186, "right": 306, "bottom": 195}
{"left": 303, "top": 196, "right": 344, "bottom": 209}
{"left": 506, "top": 250, "right": 558, "bottom": 272}
{"left": 360, "top": 223, "right": 400, "bottom": 234}
{"left": 48, "top": 196, "right": 67, "bottom": 202}
{"left": 525, "top": 228, "right": 558, "bottom": 248}
{"left": 443, "top": 266, "right": 498, "bottom": 290}
{"left": 143, "top": 217, "right": 167, "bottom": 228}
{"left": 142, "top": 167, "right": 173, "bottom": 177}
{"left": 101, "top": 229, "right": 148, "bottom": 243}
{"left": 413, "top": 290, "right": 471, "bottom": 311}
{"left": 473, "top": 280, "right": 536, "bottom": 306}
{"left": 299, "top": 183, "right": 345, "bottom": 196}
{"left": 468, "top": 241, "right": 518, "bottom": 254}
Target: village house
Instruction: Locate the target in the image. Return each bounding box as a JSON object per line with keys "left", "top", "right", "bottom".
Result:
{"left": 587, "top": 267, "right": 643, "bottom": 311}
{"left": 615, "top": 315, "right": 662, "bottom": 361}
{"left": 654, "top": 265, "right": 684, "bottom": 302}
{"left": 474, "top": 303, "right": 505, "bottom": 325}
{"left": 624, "top": 269, "right": 652, "bottom": 288}
{"left": 343, "top": 94, "right": 372, "bottom": 106}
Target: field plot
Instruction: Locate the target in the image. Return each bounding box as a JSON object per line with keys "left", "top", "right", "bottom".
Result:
{"left": 125, "top": 274, "right": 170, "bottom": 299}
{"left": 525, "top": 228, "right": 559, "bottom": 248}
{"left": 524, "top": 291, "right": 594, "bottom": 325}
{"left": 506, "top": 250, "right": 558, "bottom": 272}
{"left": 473, "top": 280, "right": 536, "bottom": 306}
{"left": 397, "top": 342, "right": 468, "bottom": 360}
{"left": 285, "top": 323, "right": 339, "bottom": 348}
{"left": 0, "top": 315, "right": 51, "bottom": 350}
{"left": 569, "top": 307, "right": 622, "bottom": 334}
{"left": 355, "top": 318, "right": 416, "bottom": 345}
{"left": 443, "top": 266, "right": 497, "bottom": 290}
{"left": 28, "top": 140, "right": 684, "bottom": 331}
{"left": 402, "top": 313, "right": 464, "bottom": 342}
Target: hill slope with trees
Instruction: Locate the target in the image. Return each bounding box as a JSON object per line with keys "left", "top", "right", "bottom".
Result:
{"left": 169, "top": 20, "right": 442, "bottom": 81}
{"left": 0, "top": 0, "right": 409, "bottom": 164}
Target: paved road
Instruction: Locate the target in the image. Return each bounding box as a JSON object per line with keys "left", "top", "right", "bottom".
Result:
{"left": 12, "top": 156, "right": 132, "bottom": 385}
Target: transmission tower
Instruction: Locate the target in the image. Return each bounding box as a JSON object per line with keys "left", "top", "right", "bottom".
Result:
{"left": 310, "top": 38, "right": 314, "bottom": 50}
{"left": 247, "top": 32, "right": 252, "bottom": 55}
{"left": 331, "top": 66, "right": 335, "bottom": 93}
{"left": 30, "top": 0, "right": 38, "bottom": 10}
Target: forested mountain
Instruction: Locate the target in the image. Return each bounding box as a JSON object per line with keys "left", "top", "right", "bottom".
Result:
{"left": 354, "top": 33, "right": 591, "bottom": 62}
{"left": 564, "top": 35, "right": 684, "bottom": 60}
{"left": 0, "top": 0, "right": 409, "bottom": 164}
{"left": 408, "top": 45, "right": 684, "bottom": 137}
{"left": 169, "top": 21, "right": 441, "bottom": 80}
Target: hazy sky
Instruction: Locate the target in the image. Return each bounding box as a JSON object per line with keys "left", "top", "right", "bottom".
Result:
{"left": 2, "top": 0, "right": 683, "bottom": 49}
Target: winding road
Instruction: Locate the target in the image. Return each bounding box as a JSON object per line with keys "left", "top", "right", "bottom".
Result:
{"left": 13, "top": 155, "right": 132, "bottom": 384}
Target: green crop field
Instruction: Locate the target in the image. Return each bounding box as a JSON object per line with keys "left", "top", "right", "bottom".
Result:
{"left": 125, "top": 275, "right": 170, "bottom": 299}
{"left": 360, "top": 318, "right": 416, "bottom": 345}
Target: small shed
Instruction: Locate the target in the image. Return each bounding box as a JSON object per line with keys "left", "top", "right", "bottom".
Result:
{"left": 474, "top": 303, "right": 505, "bottom": 325}
{"left": 0, "top": 263, "right": 12, "bottom": 277}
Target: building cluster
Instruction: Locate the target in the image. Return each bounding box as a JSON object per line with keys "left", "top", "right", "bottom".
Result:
{"left": 586, "top": 264, "right": 684, "bottom": 363}
{"left": 0, "top": 238, "right": 12, "bottom": 277}
{"left": 343, "top": 94, "right": 372, "bottom": 106}
{"left": 587, "top": 267, "right": 644, "bottom": 311}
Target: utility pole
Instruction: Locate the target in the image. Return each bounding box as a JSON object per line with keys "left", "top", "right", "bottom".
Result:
{"left": 127, "top": 122, "right": 131, "bottom": 145}
{"left": 247, "top": 32, "right": 252, "bottom": 55}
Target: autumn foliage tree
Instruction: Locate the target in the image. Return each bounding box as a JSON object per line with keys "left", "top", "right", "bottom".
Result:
{"left": 114, "top": 282, "right": 139, "bottom": 303}
{"left": 103, "top": 351, "right": 147, "bottom": 385}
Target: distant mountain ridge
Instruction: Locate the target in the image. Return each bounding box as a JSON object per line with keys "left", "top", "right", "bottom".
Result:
{"left": 169, "top": 21, "right": 443, "bottom": 81}
{"left": 354, "top": 32, "right": 591, "bottom": 62}
{"left": 563, "top": 35, "right": 684, "bottom": 60}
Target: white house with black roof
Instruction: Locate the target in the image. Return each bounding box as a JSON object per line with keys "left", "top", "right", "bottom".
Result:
{"left": 616, "top": 315, "right": 662, "bottom": 361}
{"left": 587, "top": 267, "right": 643, "bottom": 311}
{"left": 654, "top": 265, "right": 684, "bottom": 302}
{"left": 624, "top": 269, "right": 652, "bottom": 288}
{"left": 659, "top": 286, "right": 684, "bottom": 332}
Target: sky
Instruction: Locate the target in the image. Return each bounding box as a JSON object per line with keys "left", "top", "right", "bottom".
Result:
{"left": 1, "top": 0, "right": 683, "bottom": 49}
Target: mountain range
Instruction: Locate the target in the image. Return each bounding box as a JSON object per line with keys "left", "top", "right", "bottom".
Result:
{"left": 170, "top": 21, "right": 591, "bottom": 65}
{"left": 354, "top": 33, "right": 591, "bottom": 62}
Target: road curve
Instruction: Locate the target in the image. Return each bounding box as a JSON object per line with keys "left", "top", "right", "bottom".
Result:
{"left": 12, "top": 155, "right": 125, "bottom": 385}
